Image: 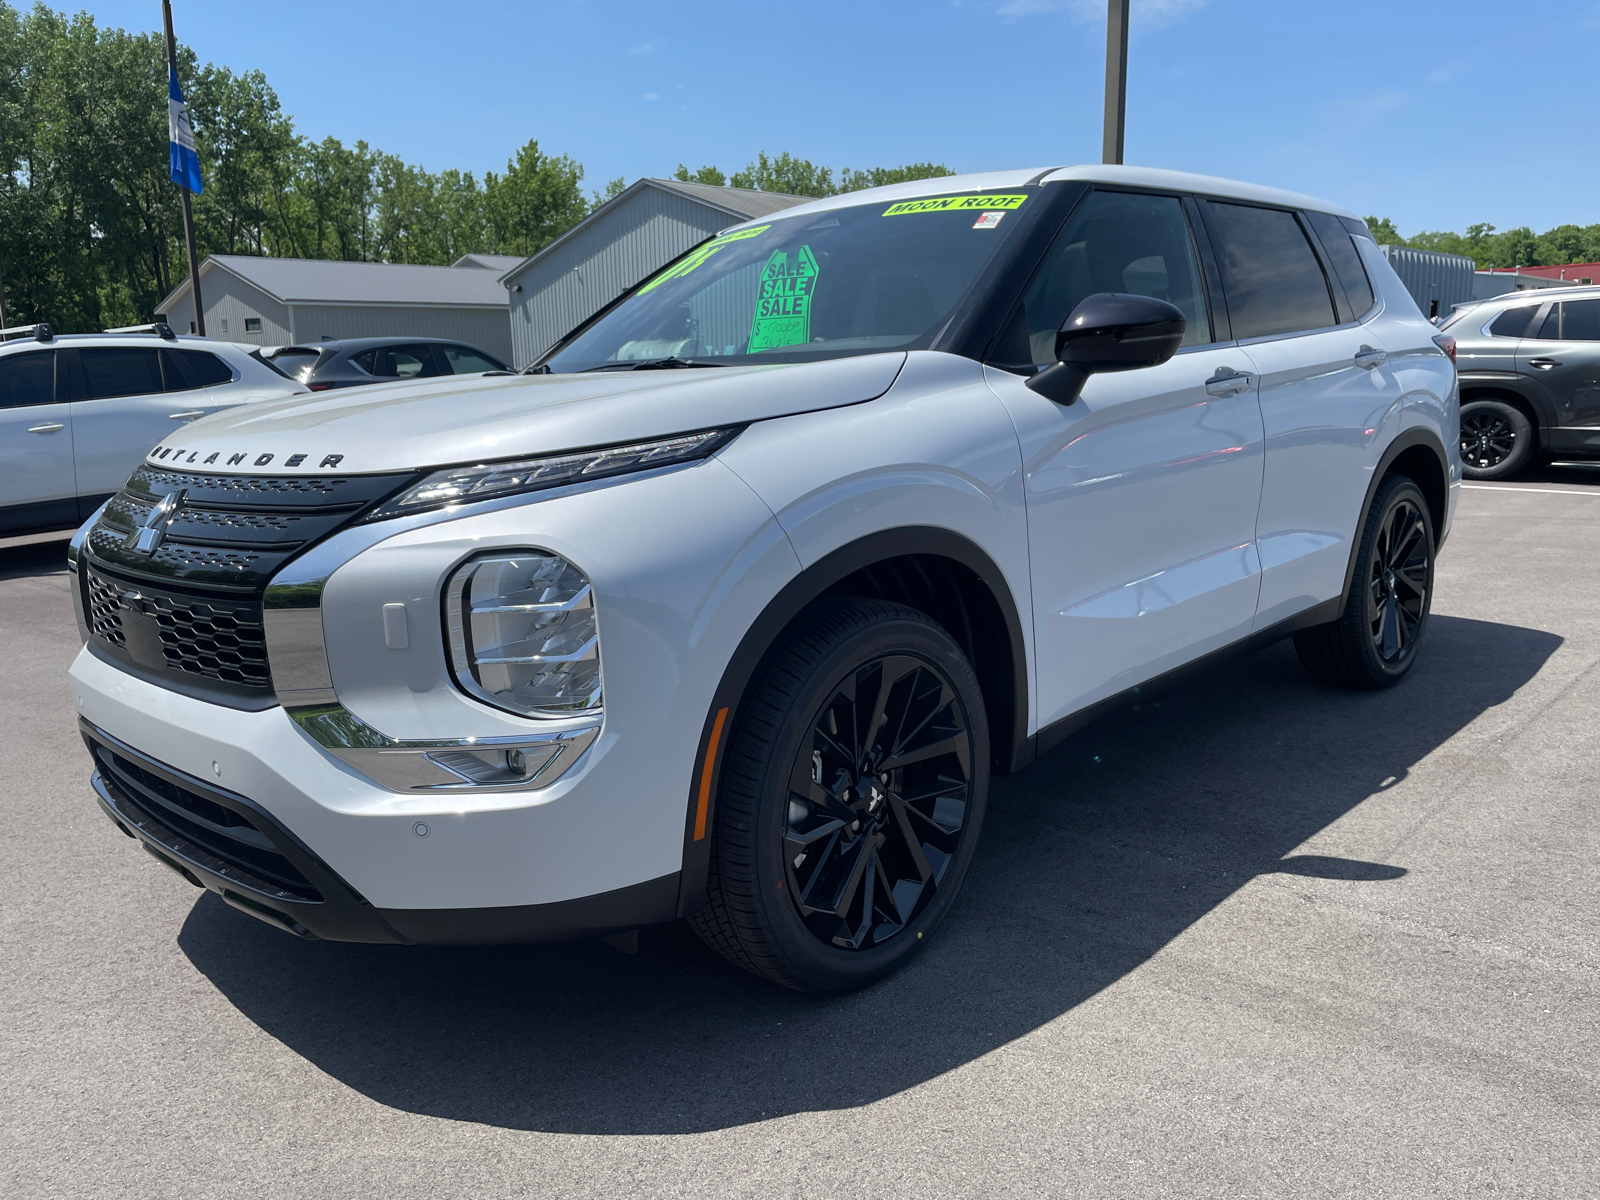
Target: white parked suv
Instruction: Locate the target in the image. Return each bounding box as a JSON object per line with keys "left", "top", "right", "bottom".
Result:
{"left": 1, "top": 324, "right": 307, "bottom": 536}
{"left": 67, "top": 167, "right": 1460, "bottom": 992}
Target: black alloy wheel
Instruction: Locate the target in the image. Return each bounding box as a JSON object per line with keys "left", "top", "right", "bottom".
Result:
{"left": 1365, "top": 493, "right": 1431, "bottom": 667}
{"left": 691, "top": 598, "right": 989, "bottom": 992}
{"left": 1294, "top": 473, "right": 1436, "bottom": 689}
{"left": 1459, "top": 398, "right": 1533, "bottom": 479}
{"left": 785, "top": 653, "right": 972, "bottom": 951}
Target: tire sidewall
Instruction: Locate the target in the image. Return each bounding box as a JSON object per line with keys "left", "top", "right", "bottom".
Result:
{"left": 743, "top": 612, "right": 989, "bottom": 992}
{"left": 1460, "top": 399, "right": 1533, "bottom": 480}
{"left": 1351, "top": 477, "right": 1436, "bottom": 682}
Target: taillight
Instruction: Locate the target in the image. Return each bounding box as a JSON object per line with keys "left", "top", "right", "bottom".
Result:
{"left": 308, "top": 382, "right": 334, "bottom": 391}
{"left": 1432, "top": 334, "right": 1456, "bottom": 364}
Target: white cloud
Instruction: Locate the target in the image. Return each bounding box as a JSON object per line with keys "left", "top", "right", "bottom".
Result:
{"left": 1426, "top": 63, "right": 1461, "bottom": 84}
{"left": 629, "top": 42, "right": 654, "bottom": 54}
{"left": 643, "top": 92, "right": 658, "bottom": 101}
{"left": 995, "top": 0, "right": 1205, "bottom": 30}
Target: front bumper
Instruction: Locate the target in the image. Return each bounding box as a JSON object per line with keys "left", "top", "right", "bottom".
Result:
{"left": 83, "top": 718, "right": 678, "bottom": 944}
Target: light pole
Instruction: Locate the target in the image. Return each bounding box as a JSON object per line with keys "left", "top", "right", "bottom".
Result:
{"left": 1102, "top": 0, "right": 1130, "bottom": 165}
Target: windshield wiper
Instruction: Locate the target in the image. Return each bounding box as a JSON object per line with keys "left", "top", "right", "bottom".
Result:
{"left": 581, "top": 356, "right": 727, "bottom": 372}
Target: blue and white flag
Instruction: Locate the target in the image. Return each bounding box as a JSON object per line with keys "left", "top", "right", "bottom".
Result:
{"left": 167, "top": 65, "right": 203, "bottom": 194}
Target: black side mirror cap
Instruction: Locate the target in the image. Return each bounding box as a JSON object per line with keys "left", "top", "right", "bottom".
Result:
{"left": 1026, "top": 292, "right": 1187, "bottom": 405}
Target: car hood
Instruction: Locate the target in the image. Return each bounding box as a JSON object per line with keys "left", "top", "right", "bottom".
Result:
{"left": 144, "top": 354, "right": 907, "bottom": 474}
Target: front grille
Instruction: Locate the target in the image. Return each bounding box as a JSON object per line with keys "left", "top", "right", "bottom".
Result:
{"left": 86, "top": 566, "right": 269, "bottom": 686}
{"left": 79, "top": 464, "right": 416, "bottom": 704}
{"left": 91, "top": 739, "right": 322, "bottom": 903}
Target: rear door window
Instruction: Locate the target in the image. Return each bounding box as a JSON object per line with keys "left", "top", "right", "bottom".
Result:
{"left": 368, "top": 344, "right": 444, "bottom": 379}
{"left": 439, "top": 345, "right": 507, "bottom": 374}
{"left": 0, "top": 350, "right": 57, "bottom": 408}
{"left": 1556, "top": 299, "right": 1600, "bottom": 341}
{"left": 1204, "top": 202, "right": 1337, "bottom": 340}
{"left": 1306, "top": 210, "right": 1376, "bottom": 321}
{"left": 80, "top": 347, "right": 164, "bottom": 400}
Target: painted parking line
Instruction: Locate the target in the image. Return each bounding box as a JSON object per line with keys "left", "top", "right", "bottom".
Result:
{"left": 1462, "top": 484, "right": 1600, "bottom": 497}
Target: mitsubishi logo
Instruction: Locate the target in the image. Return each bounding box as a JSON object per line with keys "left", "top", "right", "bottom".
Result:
{"left": 125, "top": 489, "right": 186, "bottom": 555}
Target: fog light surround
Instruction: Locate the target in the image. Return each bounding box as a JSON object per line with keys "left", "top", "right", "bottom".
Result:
{"left": 444, "top": 551, "right": 602, "bottom": 718}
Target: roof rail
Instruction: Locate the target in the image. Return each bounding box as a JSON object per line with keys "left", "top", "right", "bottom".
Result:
{"left": 0, "top": 322, "right": 54, "bottom": 343}
{"left": 104, "top": 322, "right": 178, "bottom": 341}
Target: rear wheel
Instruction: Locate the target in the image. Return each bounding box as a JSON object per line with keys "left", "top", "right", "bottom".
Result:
{"left": 1460, "top": 398, "right": 1533, "bottom": 479}
{"left": 1294, "top": 474, "right": 1435, "bottom": 689}
{"left": 690, "top": 598, "right": 988, "bottom": 992}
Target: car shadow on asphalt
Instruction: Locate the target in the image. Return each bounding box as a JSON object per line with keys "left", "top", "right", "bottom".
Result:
{"left": 176, "top": 613, "right": 1559, "bottom": 1135}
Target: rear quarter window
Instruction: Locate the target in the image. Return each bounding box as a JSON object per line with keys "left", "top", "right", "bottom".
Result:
{"left": 1306, "top": 210, "right": 1376, "bottom": 321}
{"left": 1489, "top": 307, "right": 1539, "bottom": 338}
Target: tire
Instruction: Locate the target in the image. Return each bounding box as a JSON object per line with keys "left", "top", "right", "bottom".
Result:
{"left": 689, "top": 597, "right": 990, "bottom": 993}
{"left": 1459, "top": 398, "right": 1534, "bottom": 479}
{"left": 1294, "top": 474, "right": 1436, "bottom": 689}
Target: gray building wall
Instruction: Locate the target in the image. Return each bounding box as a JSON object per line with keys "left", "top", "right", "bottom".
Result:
{"left": 157, "top": 271, "right": 292, "bottom": 344}
{"left": 1379, "top": 245, "right": 1476, "bottom": 319}
{"left": 1471, "top": 270, "right": 1578, "bottom": 301}
{"left": 507, "top": 187, "right": 736, "bottom": 367}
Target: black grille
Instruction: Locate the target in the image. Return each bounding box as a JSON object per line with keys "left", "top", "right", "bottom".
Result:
{"left": 79, "top": 464, "right": 416, "bottom": 704}
{"left": 91, "top": 739, "right": 322, "bottom": 903}
{"left": 86, "top": 566, "right": 269, "bottom": 686}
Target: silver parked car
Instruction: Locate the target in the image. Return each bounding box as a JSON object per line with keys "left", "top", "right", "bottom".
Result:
{"left": 1443, "top": 285, "right": 1600, "bottom": 478}
{"left": 0, "top": 323, "right": 308, "bottom": 536}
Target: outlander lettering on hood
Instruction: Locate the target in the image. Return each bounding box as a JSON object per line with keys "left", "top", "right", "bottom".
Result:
{"left": 149, "top": 446, "right": 346, "bottom": 469}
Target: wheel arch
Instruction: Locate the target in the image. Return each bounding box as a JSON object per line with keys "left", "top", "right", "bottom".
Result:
{"left": 675, "top": 526, "right": 1030, "bottom": 917}
{"left": 1339, "top": 429, "right": 1450, "bottom": 610}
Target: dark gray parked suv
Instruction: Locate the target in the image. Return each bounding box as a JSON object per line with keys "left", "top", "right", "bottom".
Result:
{"left": 269, "top": 336, "right": 509, "bottom": 392}
{"left": 1444, "top": 286, "right": 1600, "bottom": 478}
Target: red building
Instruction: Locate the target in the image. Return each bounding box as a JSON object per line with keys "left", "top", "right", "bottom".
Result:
{"left": 1482, "top": 263, "right": 1600, "bottom": 285}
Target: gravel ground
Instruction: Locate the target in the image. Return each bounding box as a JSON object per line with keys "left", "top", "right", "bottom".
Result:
{"left": 1, "top": 468, "right": 1596, "bottom": 1199}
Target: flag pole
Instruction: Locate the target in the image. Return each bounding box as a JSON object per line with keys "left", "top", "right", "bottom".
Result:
{"left": 161, "top": 0, "right": 205, "bottom": 336}
{"left": 1102, "top": 0, "right": 1130, "bottom": 165}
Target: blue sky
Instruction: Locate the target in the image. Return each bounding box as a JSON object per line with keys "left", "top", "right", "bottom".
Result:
{"left": 91, "top": 0, "right": 1600, "bottom": 235}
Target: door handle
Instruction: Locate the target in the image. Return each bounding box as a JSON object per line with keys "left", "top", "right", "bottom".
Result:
{"left": 1526, "top": 358, "right": 1560, "bottom": 370}
{"left": 26, "top": 422, "right": 65, "bottom": 434}
{"left": 1205, "top": 369, "right": 1254, "bottom": 397}
{"left": 168, "top": 409, "right": 206, "bottom": 420}
{"left": 1354, "top": 345, "right": 1388, "bottom": 369}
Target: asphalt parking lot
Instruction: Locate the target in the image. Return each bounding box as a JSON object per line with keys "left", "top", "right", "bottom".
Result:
{"left": 3, "top": 468, "right": 1597, "bottom": 1199}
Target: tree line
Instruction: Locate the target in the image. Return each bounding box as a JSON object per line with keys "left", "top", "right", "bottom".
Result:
{"left": 0, "top": 4, "right": 953, "bottom": 333}
{"left": 1365, "top": 216, "right": 1600, "bottom": 271}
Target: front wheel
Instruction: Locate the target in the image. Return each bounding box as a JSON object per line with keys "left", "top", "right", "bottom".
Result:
{"left": 1294, "top": 474, "right": 1436, "bottom": 689}
{"left": 690, "top": 598, "right": 989, "bottom": 992}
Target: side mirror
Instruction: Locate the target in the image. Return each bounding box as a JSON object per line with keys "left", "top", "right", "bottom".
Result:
{"left": 1026, "top": 292, "right": 1187, "bottom": 405}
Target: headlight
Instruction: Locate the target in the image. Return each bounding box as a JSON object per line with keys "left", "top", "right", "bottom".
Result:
{"left": 445, "top": 552, "right": 601, "bottom": 718}
{"left": 369, "top": 427, "right": 741, "bottom": 519}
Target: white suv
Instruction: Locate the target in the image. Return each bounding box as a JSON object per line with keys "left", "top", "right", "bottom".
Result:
{"left": 0, "top": 325, "right": 306, "bottom": 537}
{"left": 67, "top": 167, "right": 1459, "bottom": 992}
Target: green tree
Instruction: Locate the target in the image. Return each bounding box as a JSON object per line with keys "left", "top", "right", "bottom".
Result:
{"left": 730, "top": 150, "right": 835, "bottom": 197}
{"left": 838, "top": 162, "right": 955, "bottom": 192}
{"left": 1364, "top": 215, "right": 1404, "bottom": 245}
{"left": 674, "top": 163, "right": 727, "bottom": 187}
{"left": 484, "top": 139, "right": 587, "bottom": 256}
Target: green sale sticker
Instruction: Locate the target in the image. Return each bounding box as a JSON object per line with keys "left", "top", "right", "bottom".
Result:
{"left": 638, "top": 225, "right": 770, "bottom": 295}
{"left": 748, "top": 245, "right": 819, "bottom": 352}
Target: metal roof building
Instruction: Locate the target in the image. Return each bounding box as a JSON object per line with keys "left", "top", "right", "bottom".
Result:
{"left": 1378, "top": 245, "right": 1477, "bottom": 320}
{"left": 155, "top": 255, "right": 513, "bottom": 362}
{"left": 500, "top": 178, "right": 808, "bottom": 367}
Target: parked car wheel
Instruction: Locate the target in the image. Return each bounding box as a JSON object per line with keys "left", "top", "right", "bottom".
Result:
{"left": 1459, "top": 398, "right": 1533, "bottom": 479}
{"left": 1294, "top": 474, "right": 1435, "bottom": 690}
{"left": 691, "top": 598, "right": 989, "bottom": 992}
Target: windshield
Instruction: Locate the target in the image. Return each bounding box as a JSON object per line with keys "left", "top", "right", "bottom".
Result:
{"left": 543, "top": 190, "right": 1037, "bottom": 371}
